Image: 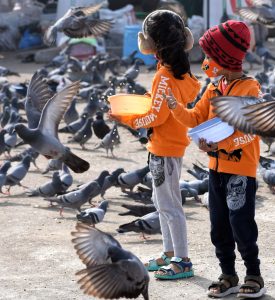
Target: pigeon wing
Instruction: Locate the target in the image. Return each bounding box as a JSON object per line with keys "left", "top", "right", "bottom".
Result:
{"left": 63, "top": 18, "right": 112, "bottom": 38}
{"left": 71, "top": 223, "right": 121, "bottom": 267}
{"left": 210, "top": 96, "right": 266, "bottom": 134}
{"left": 74, "top": 3, "right": 105, "bottom": 16}
{"left": 76, "top": 261, "right": 144, "bottom": 299}
{"left": 38, "top": 81, "right": 80, "bottom": 138}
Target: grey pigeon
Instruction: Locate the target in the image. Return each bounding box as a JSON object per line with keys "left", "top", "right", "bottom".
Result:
{"left": 95, "top": 123, "right": 120, "bottom": 156}
{"left": 259, "top": 155, "right": 275, "bottom": 169}
{"left": 180, "top": 178, "right": 209, "bottom": 196}
{"left": 119, "top": 203, "right": 156, "bottom": 217}
{"left": 44, "top": 3, "right": 113, "bottom": 46}
{"left": 64, "top": 97, "right": 79, "bottom": 125}
{"left": 0, "top": 129, "right": 7, "bottom": 155}
{"left": 0, "top": 160, "right": 11, "bottom": 194}
{"left": 58, "top": 164, "right": 73, "bottom": 193}
{"left": 26, "top": 171, "right": 63, "bottom": 197}
{"left": 100, "top": 167, "right": 125, "bottom": 197}
{"left": 44, "top": 181, "right": 100, "bottom": 216}
{"left": 14, "top": 80, "right": 90, "bottom": 173}
{"left": 117, "top": 166, "right": 150, "bottom": 192}
{"left": 211, "top": 96, "right": 275, "bottom": 137}
{"left": 76, "top": 200, "right": 109, "bottom": 225}
{"left": 9, "top": 147, "right": 39, "bottom": 169}
{"left": 4, "top": 129, "right": 17, "bottom": 156}
{"left": 117, "top": 211, "right": 161, "bottom": 238}
{"left": 187, "top": 163, "right": 209, "bottom": 180}
{"left": 71, "top": 224, "right": 149, "bottom": 300}
{"left": 141, "top": 172, "right": 152, "bottom": 189}
{"left": 124, "top": 59, "right": 144, "bottom": 83}
{"left": 58, "top": 114, "right": 87, "bottom": 133}
{"left": 260, "top": 167, "right": 275, "bottom": 192}
{"left": 67, "top": 117, "right": 93, "bottom": 149}
{"left": 42, "top": 158, "right": 63, "bottom": 175}
{"left": 0, "top": 66, "right": 19, "bottom": 77}
{"left": 5, "top": 155, "right": 31, "bottom": 192}
{"left": 261, "top": 136, "right": 275, "bottom": 152}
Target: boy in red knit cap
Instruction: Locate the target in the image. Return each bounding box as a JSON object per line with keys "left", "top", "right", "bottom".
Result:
{"left": 165, "top": 20, "right": 266, "bottom": 298}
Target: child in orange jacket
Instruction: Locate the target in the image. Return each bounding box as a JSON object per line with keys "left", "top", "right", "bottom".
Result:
{"left": 165, "top": 20, "right": 266, "bottom": 298}
{"left": 110, "top": 10, "right": 201, "bottom": 280}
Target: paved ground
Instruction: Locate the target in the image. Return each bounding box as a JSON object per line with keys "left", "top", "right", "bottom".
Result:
{"left": 0, "top": 51, "right": 275, "bottom": 300}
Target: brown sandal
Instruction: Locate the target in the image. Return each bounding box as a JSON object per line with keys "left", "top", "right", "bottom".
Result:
{"left": 237, "top": 275, "right": 267, "bottom": 298}
{"left": 207, "top": 274, "right": 239, "bottom": 298}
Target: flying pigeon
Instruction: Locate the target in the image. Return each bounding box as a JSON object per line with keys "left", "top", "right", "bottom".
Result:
{"left": 71, "top": 224, "right": 149, "bottom": 300}
{"left": 211, "top": 96, "right": 275, "bottom": 137}
{"left": 14, "top": 79, "right": 90, "bottom": 173}
{"left": 44, "top": 3, "right": 113, "bottom": 46}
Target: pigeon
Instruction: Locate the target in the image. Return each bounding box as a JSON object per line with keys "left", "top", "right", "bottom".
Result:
{"left": 42, "top": 159, "right": 63, "bottom": 174}
{"left": 71, "top": 224, "right": 149, "bottom": 300}
{"left": 121, "top": 50, "right": 138, "bottom": 68}
{"left": 261, "top": 136, "right": 275, "bottom": 152}
{"left": 58, "top": 164, "right": 73, "bottom": 193}
{"left": 44, "top": 3, "right": 113, "bottom": 46}
{"left": 14, "top": 80, "right": 90, "bottom": 173}
{"left": 0, "top": 129, "right": 7, "bottom": 155}
{"left": 237, "top": 3, "right": 275, "bottom": 27}
{"left": 100, "top": 168, "right": 125, "bottom": 197}
{"left": 76, "top": 200, "right": 109, "bottom": 226}
{"left": 4, "top": 128, "right": 17, "bottom": 157}
{"left": 259, "top": 155, "right": 275, "bottom": 169}
{"left": 94, "top": 123, "right": 120, "bottom": 156}
{"left": 141, "top": 172, "right": 153, "bottom": 189}
{"left": 92, "top": 111, "right": 110, "bottom": 140}
{"left": 67, "top": 117, "right": 93, "bottom": 149}
{"left": 0, "top": 66, "right": 19, "bottom": 77}
{"left": 117, "top": 166, "right": 150, "bottom": 192}
{"left": 245, "top": 51, "right": 262, "bottom": 69}
{"left": 124, "top": 59, "right": 144, "bottom": 83}
{"left": 44, "top": 181, "right": 100, "bottom": 216}
{"left": 187, "top": 163, "right": 209, "bottom": 180}
{"left": 119, "top": 203, "right": 156, "bottom": 217}
{"left": 5, "top": 155, "right": 31, "bottom": 192}
{"left": 0, "top": 160, "right": 11, "bottom": 194}
{"left": 180, "top": 178, "right": 209, "bottom": 196}
{"left": 117, "top": 211, "right": 161, "bottom": 239}
{"left": 260, "top": 167, "right": 275, "bottom": 192}
{"left": 26, "top": 171, "right": 63, "bottom": 197}
{"left": 211, "top": 96, "right": 275, "bottom": 137}
{"left": 64, "top": 97, "right": 79, "bottom": 125}
{"left": 58, "top": 113, "right": 88, "bottom": 133}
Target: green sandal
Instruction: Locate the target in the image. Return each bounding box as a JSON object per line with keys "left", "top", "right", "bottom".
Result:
{"left": 154, "top": 257, "right": 194, "bottom": 280}
{"left": 145, "top": 253, "right": 171, "bottom": 271}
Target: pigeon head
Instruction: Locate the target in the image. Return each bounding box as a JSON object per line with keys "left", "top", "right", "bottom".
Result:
{"left": 22, "top": 155, "right": 32, "bottom": 168}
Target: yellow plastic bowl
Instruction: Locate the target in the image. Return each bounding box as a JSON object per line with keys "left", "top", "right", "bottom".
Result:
{"left": 108, "top": 94, "right": 151, "bottom": 115}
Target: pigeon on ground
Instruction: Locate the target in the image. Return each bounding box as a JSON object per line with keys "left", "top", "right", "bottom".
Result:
{"left": 92, "top": 111, "right": 110, "bottom": 139}
{"left": 94, "top": 123, "right": 120, "bottom": 156}
{"left": 260, "top": 167, "right": 275, "bottom": 192}
{"left": 117, "top": 211, "right": 161, "bottom": 239}
{"left": 100, "top": 168, "right": 125, "bottom": 197}
{"left": 124, "top": 59, "right": 144, "bottom": 83}
{"left": 5, "top": 155, "right": 31, "bottom": 192}
{"left": 44, "top": 3, "right": 113, "bottom": 46}
{"left": 42, "top": 158, "right": 63, "bottom": 175}
{"left": 0, "top": 129, "right": 7, "bottom": 155}
{"left": 71, "top": 224, "right": 149, "bottom": 300}
{"left": 187, "top": 163, "right": 209, "bottom": 180}
{"left": 180, "top": 178, "right": 209, "bottom": 196}
{"left": 211, "top": 96, "right": 275, "bottom": 137}
{"left": 9, "top": 147, "right": 39, "bottom": 169}
{"left": 44, "top": 181, "right": 100, "bottom": 216}
{"left": 64, "top": 97, "right": 79, "bottom": 125}
{"left": 76, "top": 200, "right": 109, "bottom": 226}
{"left": 14, "top": 80, "right": 90, "bottom": 173}
{"left": 117, "top": 166, "right": 150, "bottom": 192}
{"left": 26, "top": 171, "right": 63, "bottom": 197}
{"left": 0, "top": 160, "right": 11, "bottom": 194}
{"left": 4, "top": 128, "right": 17, "bottom": 157}
{"left": 0, "top": 66, "right": 19, "bottom": 77}
{"left": 58, "top": 113, "right": 88, "bottom": 133}
{"left": 261, "top": 136, "right": 275, "bottom": 152}
{"left": 141, "top": 172, "right": 152, "bottom": 189}
{"left": 58, "top": 164, "right": 73, "bottom": 193}
{"left": 67, "top": 117, "right": 93, "bottom": 149}
{"left": 259, "top": 155, "right": 275, "bottom": 169}
{"left": 119, "top": 203, "right": 156, "bottom": 217}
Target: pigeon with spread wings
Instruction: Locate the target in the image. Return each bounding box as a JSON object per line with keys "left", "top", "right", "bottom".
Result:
{"left": 44, "top": 3, "right": 113, "bottom": 46}
{"left": 211, "top": 96, "right": 275, "bottom": 137}
{"left": 15, "top": 78, "right": 90, "bottom": 173}
{"left": 71, "top": 224, "right": 149, "bottom": 300}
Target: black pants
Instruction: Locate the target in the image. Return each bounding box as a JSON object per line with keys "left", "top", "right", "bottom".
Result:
{"left": 209, "top": 170, "right": 260, "bottom": 276}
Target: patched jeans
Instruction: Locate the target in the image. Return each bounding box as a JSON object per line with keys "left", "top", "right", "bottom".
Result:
{"left": 149, "top": 154, "right": 188, "bottom": 258}
{"left": 209, "top": 169, "right": 261, "bottom": 276}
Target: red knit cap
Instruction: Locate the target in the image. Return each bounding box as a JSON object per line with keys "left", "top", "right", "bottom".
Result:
{"left": 199, "top": 20, "right": 250, "bottom": 71}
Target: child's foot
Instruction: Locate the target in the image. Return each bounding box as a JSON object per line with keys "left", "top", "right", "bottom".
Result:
{"left": 154, "top": 257, "right": 194, "bottom": 280}
{"left": 237, "top": 275, "right": 267, "bottom": 298}
{"left": 144, "top": 252, "right": 172, "bottom": 271}
{"left": 207, "top": 274, "right": 239, "bottom": 298}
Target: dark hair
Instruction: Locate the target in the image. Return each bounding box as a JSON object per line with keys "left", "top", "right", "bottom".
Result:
{"left": 143, "top": 10, "right": 190, "bottom": 80}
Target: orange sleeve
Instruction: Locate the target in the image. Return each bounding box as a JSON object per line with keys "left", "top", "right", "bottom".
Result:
{"left": 217, "top": 84, "right": 261, "bottom": 152}
{"left": 119, "top": 72, "right": 172, "bottom": 129}
{"left": 172, "top": 88, "right": 211, "bottom": 128}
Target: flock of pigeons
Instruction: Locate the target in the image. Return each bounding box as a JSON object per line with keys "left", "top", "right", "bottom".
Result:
{"left": 1, "top": 1, "right": 275, "bottom": 299}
